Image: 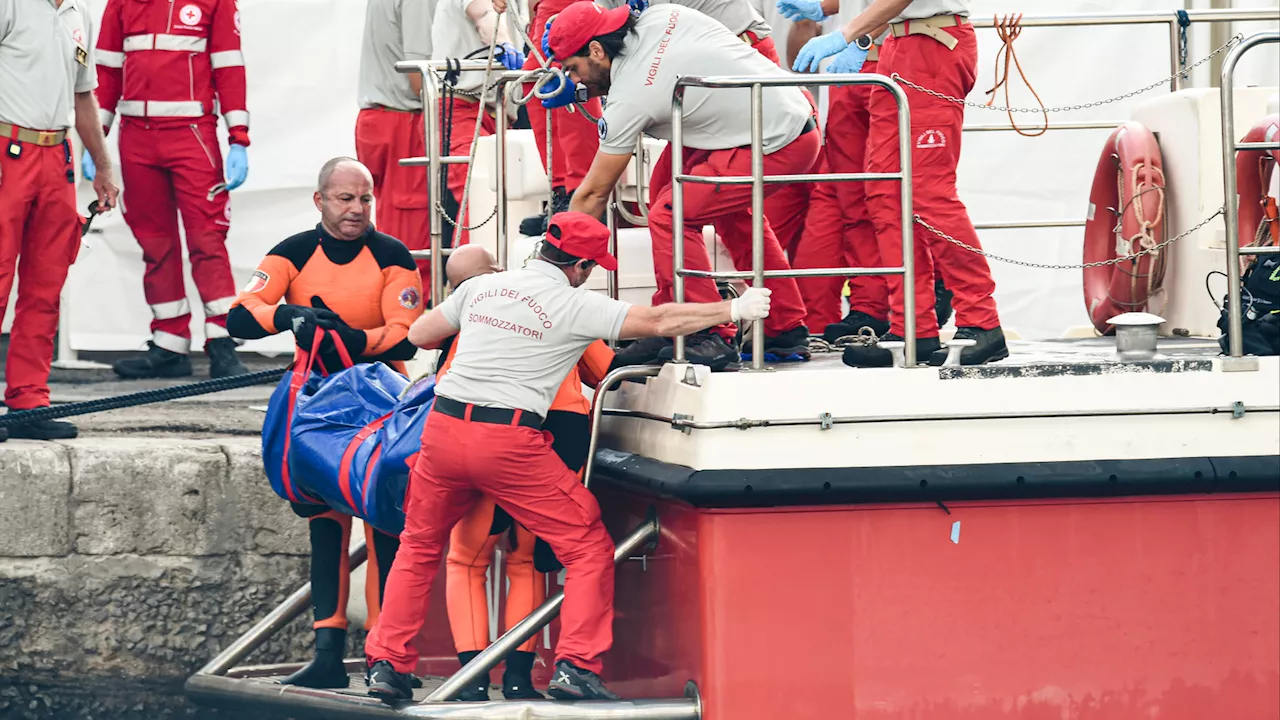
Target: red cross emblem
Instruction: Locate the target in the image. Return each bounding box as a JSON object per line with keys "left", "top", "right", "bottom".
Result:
{"left": 179, "top": 4, "right": 202, "bottom": 25}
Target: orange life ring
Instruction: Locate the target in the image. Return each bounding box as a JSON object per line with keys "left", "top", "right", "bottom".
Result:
{"left": 1235, "top": 114, "right": 1280, "bottom": 266}
{"left": 1082, "top": 122, "right": 1167, "bottom": 335}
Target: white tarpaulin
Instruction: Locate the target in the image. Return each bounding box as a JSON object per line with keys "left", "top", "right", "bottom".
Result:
{"left": 33, "top": 0, "right": 1278, "bottom": 352}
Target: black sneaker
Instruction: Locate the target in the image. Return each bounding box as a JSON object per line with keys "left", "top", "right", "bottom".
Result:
{"left": 657, "top": 332, "right": 738, "bottom": 371}
{"left": 935, "top": 278, "right": 954, "bottom": 328}
{"left": 502, "top": 650, "right": 544, "bottom": 700}
{"left": 282, "top": 628, "right": 349, "bottom": 689}
{"left": 7, "top": 418, "right": 78, "bottom": 440}
{"left": 927, "top": 326, "right": 1009, "bottom": 367}
{"left": 112, "top": 342, "right": 193, "bottom": 379}
{"left": 519, "top": 186, "right": 571, "bottom": 237}
{"left": 0, "top": 425, "right": 8, "bottom": 443}
{"left": 366, "top": 660, "right": 414, "bottom": 702}
{"left": 741, "top": 325, "right": 811, "bottom": 363}
{"left": 205, "top": 337, "right": 249, "bottom": 378}
{"left": 546, "top": 660, "right": 620, "bottom": 701}
{"left": 841, "top": 333, "right": 942, "bottom": 368}
{"left": 612, "top": 336, "right": 672, "bottom": 367}
{"left": 823, "top": 311, "right": 890, "bottom": 344}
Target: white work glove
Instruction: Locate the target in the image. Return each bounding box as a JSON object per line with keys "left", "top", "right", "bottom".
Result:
{"left": 730, "top": 287, "right": 772, "bottom": 322}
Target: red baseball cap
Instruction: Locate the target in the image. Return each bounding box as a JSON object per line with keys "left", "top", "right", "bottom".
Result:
{"left": 546, "top": 211, "right": 617, "bottom": 271}
{"left": 548, "top": 1, "right": 631, "bottom": 59}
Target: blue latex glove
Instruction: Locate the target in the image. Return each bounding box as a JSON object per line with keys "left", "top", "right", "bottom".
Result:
{"left": 497, "top": 42, "right": 525, "bottom": 70}
{"left": 828, "top": 42, "right": 869, "bottom": 73}
{"left": 225, "top": 144, "right": 248, "bottom": 190}
{"left": 81, "top": 149, "right": 96, "bottom": 181}
{"left": 792, "top": 31, "right": 849, "bottom": 73}
{"left": 539, "top": 73, "right": 578, "bottom": 109}
{"left": 626, "top": 0, "right": 648, "bottom": 17}
{"left": 542, "top": 18, "right": 553, "bottom": 60}
{"left": 776, "top": 0, "right": 824, "bottom": 22}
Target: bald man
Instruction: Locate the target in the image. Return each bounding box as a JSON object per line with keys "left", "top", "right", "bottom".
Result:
{"left": 426, "top": 243, "right": 616, "bottom": 701}
{"left": 227, "top": 157, "right": 425, "bottom": 688}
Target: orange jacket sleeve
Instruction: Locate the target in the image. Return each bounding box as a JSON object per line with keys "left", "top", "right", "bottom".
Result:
{"left": 229, "top": 254, "right": 296, "bottom": 335}
{"left": 364, "top": 265, "right": 425, "bottom": 356}
{"left": 576, "top": 340, "right": 615, "bottom": 389}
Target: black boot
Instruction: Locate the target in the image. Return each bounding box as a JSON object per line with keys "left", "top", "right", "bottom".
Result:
{"left": 657, "top": 332, "right": 739, "bottom": 371}
{"left": 612, "top": 335, "right": 673, "bottom": 368}
{"left": 547, "top": 660, "right": 619, "bottom": 701}
{"left": 112, "top": 341, "right": 193, "bottom": 379}
{"left": 519, "top": 186, "right": 571, "bottom": 237}
{"left": 841, "top": 333, "right": 942, "bottom": 368}
{"left": 366, "top": 659, "right": 414, "bottom": 702}
{"left": 205, "top": 337, "right": 249, "bottom": 378}
{"left": 282, "top": 628, "right": 349, "bottom": 689}
{"left": 741, "top": 325, "right": 811, "bottom": 363}
{"left": 928, "top": 326, "right": 1009, "bottom": 366}
{"left": 935, "top": 278, "right": 954, "bottom": 328}
{"left": 5, "top": 417, "right": 76, "bottom": 440}
{"left": 502, "top": 650, "right": 544, "bottom": 700}
{"left": 453, "top": 650, "right": 491, "bottom": 701}
{"left": 823, "top": 310, "right": 889, "bottom": 344}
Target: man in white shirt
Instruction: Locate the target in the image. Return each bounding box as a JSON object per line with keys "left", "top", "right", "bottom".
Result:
{"left": 0, "top": 0, "right": 118, "bottom": 440}
{"left": 364, "top": 211, "right": 771, "bottom": 702}
{"left": 552, "top": 2, "right": 818, "bottom": 370}
{"left": 793, "top": 0, "right": 1007, "bottom": 367}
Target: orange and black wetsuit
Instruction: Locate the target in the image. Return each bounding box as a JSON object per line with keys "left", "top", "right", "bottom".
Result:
{"left": 436, "top": 334, "right": 613, "bottom": 700}
{"left": 226, "top": 223, "right": 424, "bottom": 689}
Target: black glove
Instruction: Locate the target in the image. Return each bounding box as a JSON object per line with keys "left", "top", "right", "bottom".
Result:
{"left": 274, "top": 304, "right": 323, "bottom": 349}
{"left": 310, "top": 296, "right": 367, "bottom": 357}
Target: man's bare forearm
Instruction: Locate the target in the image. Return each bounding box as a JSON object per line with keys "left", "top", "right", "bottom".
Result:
{"left": 75, "top": 92, "right": 111, "bottom": 170}
{"left": 841, "top": 0, "right": 910, "bottom": 42}
{"left": 654, "top": 300, "right": 733, "bottom": 338}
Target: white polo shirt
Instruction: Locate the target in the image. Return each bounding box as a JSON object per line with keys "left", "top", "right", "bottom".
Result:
{"left": 894, "top": 0, "right": 968, "bottom": 22}
{"left": 598, "top": 5, "right": 810, "bottom": 155}
{"left": 359, "top": 0, "right": 437, "bottom": 111}
{"left": 431, "top": 0, "right": 488, "bottom": 95}
{"left": 0, "top": 0, "right": 96, "bottom": 131}
{"left": 435, "top": 260, "right": 632, "bottom": 417}
{"left": 597, "top": 0, "right": 770, "bottom": 39}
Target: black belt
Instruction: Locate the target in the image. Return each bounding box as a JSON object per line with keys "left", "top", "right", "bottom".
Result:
{"left": 802, "top": 117, "right": 817, "bottom": 135}
{"left": 434, "top": 395, "right": 544, "bottom": 429}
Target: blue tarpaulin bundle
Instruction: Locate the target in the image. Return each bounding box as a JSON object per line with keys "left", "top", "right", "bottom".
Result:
{"left": 262, "top": 331, "right": 435, "bottom": 536}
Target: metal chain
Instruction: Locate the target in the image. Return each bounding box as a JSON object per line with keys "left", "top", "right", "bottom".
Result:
{"left": 914, "top": 208, "right": 1224, "bottom": 270}
{"left": 808, "top": 326, "right": 879, "bottom": 353}
{"left": 892, "top": 33, "right": 1241, "bottom": 114}
{"left": 436, "top": 201, "right": 498, "bottom": 231}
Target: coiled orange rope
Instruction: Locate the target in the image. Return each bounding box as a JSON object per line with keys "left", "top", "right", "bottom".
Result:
{"left": 984, "top": 14, "right": 1049, "bottom": 137}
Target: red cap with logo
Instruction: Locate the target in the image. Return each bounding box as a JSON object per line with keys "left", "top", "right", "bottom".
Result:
{"left": 545, "top": 211, "right": 618, "bottom": 271}
{"left": 548, "top": 1, "right": 631, "bottom": 59}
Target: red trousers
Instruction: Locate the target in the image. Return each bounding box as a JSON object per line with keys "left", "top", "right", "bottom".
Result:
{"left": 356, "top": 107, "right": 431, "bottom": 286}
{"left": 365, "top": 410, "right": 615, "bottom": 675}
{"left": 119, "top": 119, "right": 236, "bottom": 354}
{"left": 864, "top": 25, "right": 999, "bottom": 337}
{"left": 0, "top": 140, "right": 79, "bottom": 410}
{"left": 647, "top": 129, "right": 819, "bottom": 338}
{"left": 791, "top": 75, "right": 889, "bottom": 329}
{"left": 440, "top": 97, "right": 496, "bottom": 246}
{"left": 522, "top": 3, "right": 603, "bottom": 195}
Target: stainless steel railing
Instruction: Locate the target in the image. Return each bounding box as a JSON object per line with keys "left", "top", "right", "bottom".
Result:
{"left": 1219, "top": 30, "right": 1280, "bottom": 368}
{"left": 671, "top": 73, "right": 915, "bottom": 370}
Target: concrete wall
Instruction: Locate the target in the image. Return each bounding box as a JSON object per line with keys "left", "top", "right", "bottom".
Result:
{"left": 0, "top": 438, "right": 317, "bottom": 719}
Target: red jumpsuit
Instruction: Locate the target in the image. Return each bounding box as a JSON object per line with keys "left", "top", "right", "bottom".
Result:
{"left": 95, "top": 0, "right": 248, "bottom": 354}
{"left": 864, "top": 19, "right": 999, "bottom": 338}
{"left": 357, "top": 109, "right": 432, "bottom": 285}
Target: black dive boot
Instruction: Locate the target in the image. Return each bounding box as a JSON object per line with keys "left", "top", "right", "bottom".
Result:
{"left": 547, "top": 660, "right": 620, "bottom": 701}
{"left": 841, "top": 333, "right": 942, "bottom": 368}
{"left": 741, "top": 325, "right": 811, "bottom": 363}
{"left": 502, "top": 650, "right": 544, "bottom": 699}
{"left": 519, "top": 186, "right": 571, "bottom": 236}
{"left": 927, "top": 326, "right": 1009, "bottom": 366}
{"left": 205, "top": 337, "right": 249, "bottom": 378}
{"left": 112, "top": 341, "right": 193, "bottom": 379}
{"left": 935, "top": 278, "right": 954, "bottom": 328}
{"left": 453, "top": 651, "right": 491, "bottom": 701}
{"left": 5, "top": 416, "right": 77, "bottom": 440}
{"left": 282, "top": 628, "right": 349, "bottom": 688}
{"left": 823, "top": 310, "right": 889, "bottom": 344}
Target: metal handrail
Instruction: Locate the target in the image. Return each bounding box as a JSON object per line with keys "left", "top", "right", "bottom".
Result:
{"left": 583, "top": 365, "right": 664, "bottom": 488}
{"left": 425, "top": 515, "right": 661, "bottom": 701}
{"left": 1219, "top": 30, "right": 1280, "bottom": 365}
{"left": 671, "top": 73, "right": 914, "bottom": 370}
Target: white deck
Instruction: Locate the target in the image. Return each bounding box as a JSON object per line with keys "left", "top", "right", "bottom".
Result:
{"left": 595, "top": 337, "right": 1280, "bottom": 472}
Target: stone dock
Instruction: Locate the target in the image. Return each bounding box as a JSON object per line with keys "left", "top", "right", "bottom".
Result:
{"left": 0, "top": 350, "right": 323, "bottom": 719}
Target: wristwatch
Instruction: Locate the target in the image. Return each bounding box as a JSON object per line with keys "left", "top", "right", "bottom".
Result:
{"left": 852, "top": 34, "right": 873, "bottom": 51}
